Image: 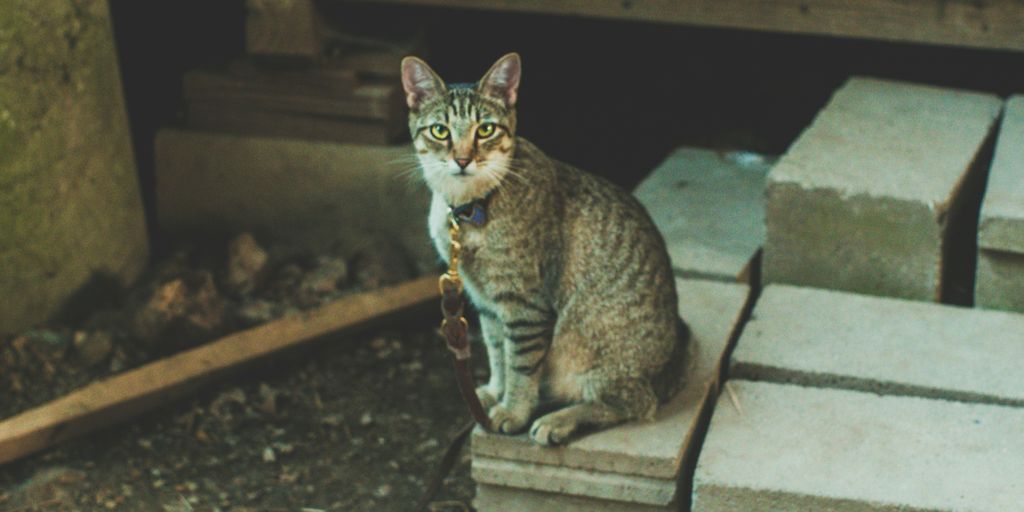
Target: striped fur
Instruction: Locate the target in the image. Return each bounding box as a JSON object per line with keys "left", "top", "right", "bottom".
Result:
{"left": 403, "top": 54, "right": 688, "bottom": 445}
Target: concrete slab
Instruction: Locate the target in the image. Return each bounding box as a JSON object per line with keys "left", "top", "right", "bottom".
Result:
{"left": 155, "top": 129, "right": 434, "bottom": 270}
{"left": 977, "top": 95, "right": 1024, "bottom": 312}
{"left": 731, "top": 284, "right": 1024, "bottom": 406}
{"left": 474, "top": 457, "right": 677, "bottom": 506}
{"left": 475, "top": 482, "right": 672, "bottom": 511}
{"left": 634, "top": 148, "right": 773, "bottom": 282}
{"left": 764, "top": 77, "right": 1002, "bottom": 302}
{"left": 693, "top": 381, "right": 1024, "bottom": 512}
{"left": 471, "top": 278, "right": 750, "bottom": 507}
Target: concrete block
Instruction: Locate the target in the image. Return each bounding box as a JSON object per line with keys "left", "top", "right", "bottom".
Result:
{"left": 977, "top": 95, "right": 1024, "bottom": 312}
{"left": 474, "top": 458, "right": 677, "bottom": 506}
{"left": 0, "top": 0, "right": 149, "bottom": 334}
{"left": 476, "top": 482, "right": 672, "bottom": 511}
{"left": 634, "top": 148, "right": 772, "bottom": 282}
{"left": 693, "top": 381, "right": 1024, "bottom": 512}
{"left": 155, "top": 129, "right": 434, "bottom": 269}
{"left": 731, "top": 284, "right": 1024, "bottom": 406}
{"left": 472, "top": 278, "right": 750, "bottom": 509}
{"left": 765, "top": 77, "right": 1002, "bottom": 302}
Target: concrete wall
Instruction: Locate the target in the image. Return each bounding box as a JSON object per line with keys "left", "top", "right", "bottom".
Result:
{"left": 155, "top": 130, "right": 435, "bottom": 270}
{"left": 0, "top": 0, "right": 149, "bottom": 333}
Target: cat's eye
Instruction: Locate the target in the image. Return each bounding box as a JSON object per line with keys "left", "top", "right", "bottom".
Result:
{"left": 476, "top": 123, "right": 497, "bottom": 138}
{"left": 429, "top": 124, "right": 450, "bottom": 140}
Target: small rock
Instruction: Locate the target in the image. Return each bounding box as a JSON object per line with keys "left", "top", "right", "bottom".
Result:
{"left": 209, "top": 388, "right": 247, "bottom": 423}
{"left": 359, "top": 412, "right": 373, "bottom": 427}
{"left": 132, "top": 271, "right": 225, "bottom": 351}
{"left": 374, "top": 484, "right": 392, "bottom": 498}
{"left": 72, "top": 330, "right": 114, "bottom": 366}
{"left": 225, "top": 233, "right": 269, "bottom": 295}
{"left": 257, "top": 383, "right": 278, "bottom": 416}
{"left": 262, "top": 447, "right": 276, "bottom": 463}
{"left": 274, "top": 442, "right": 294, "bottom": 455}
{"left": 416, "top": 439, "right": 440, "bottom": 453}
{"left": 369, "top": 338, "right": 388, "bottom": 351}
{"left": 17, "top": 467, "right": 85, "bottom": 504}
{"left": 108, "top": 348, "right": 127, "bottom": 373}
{"left": 296, "top": 257, "right": 349, "bottom": 306}
{"left": 235, "top": 300, "right": 279, "bottom": 326}
{"left": 320, "top": 414, "right": 344, "bottom": 427}
{"left": 348, "top": 237, "right": 416, "bottom": 289}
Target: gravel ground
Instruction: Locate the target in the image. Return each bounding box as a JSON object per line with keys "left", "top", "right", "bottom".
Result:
{"left": 0, "top": 325, "right": 478, "bottom": 511}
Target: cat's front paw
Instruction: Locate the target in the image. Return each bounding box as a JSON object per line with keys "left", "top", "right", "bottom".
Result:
{"left": 475, "top": 386, "right": 500, "bottom": 410}
{"left": 488, "top": 403, "right": 531, "bottom": 434}
{"left": 529, "top": 412, "right": 578, "bottom": 446}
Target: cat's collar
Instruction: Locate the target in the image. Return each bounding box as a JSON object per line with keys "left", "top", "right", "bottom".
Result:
{"left": 448, "top": 193, "right": 492, "bottom": 228}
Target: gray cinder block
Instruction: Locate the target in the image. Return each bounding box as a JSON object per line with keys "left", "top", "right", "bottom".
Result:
{"left": 730, "top": 284, "right": 1024, "bottom": 406}
{"left": 693, "top": 381, "right": 1024, "bottom": 512}
{"left": 977, "top": 95, "right": 1024, "bottom": 312}
{"left": 765, "top": 77, "right": 1002, "bottom": 302}
{"left": 634, "top": 148, "right": 772, "bottom": 282}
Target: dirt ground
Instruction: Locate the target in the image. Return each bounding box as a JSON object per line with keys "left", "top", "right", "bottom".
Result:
{"left": 0, "top": 325, "right": 478, "bottom": 512}
{"left": 0, "top": 236, "right": 481, "bottom": 511}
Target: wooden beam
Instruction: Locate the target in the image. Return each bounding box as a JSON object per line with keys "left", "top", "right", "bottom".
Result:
{"left": 0, "top": 276, "right": 439, "bottom": 466}
{"left": 346, "top": 0, "right": 1024, "bottom": 53}
{"left": 246, "top": 0, "right": 325, "bottom": 58}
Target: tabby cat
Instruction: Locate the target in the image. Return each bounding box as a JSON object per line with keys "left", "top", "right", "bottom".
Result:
{"left": 401, "top": 53, "right": 688, "bottom": 445}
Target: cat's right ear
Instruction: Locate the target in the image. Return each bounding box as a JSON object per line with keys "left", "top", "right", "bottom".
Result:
{"left": 401, "top": 57, "right": 446, "bottom": 111}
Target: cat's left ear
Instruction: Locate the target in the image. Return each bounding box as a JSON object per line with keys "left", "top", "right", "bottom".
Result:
{"left": 478, "top": 53, "right": 521, "bottom": 108}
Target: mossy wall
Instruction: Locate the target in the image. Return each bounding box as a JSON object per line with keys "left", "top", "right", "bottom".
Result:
{"left": 0, "top": 0, "right": 148, "bottom": 333}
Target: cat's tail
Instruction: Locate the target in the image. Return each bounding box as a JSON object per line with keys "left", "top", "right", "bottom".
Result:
{"left": 653, "top": 316, "right": 695, "bottom": 403}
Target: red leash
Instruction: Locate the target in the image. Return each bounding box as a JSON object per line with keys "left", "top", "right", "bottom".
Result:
{"left": 439, "top": 213, "right": 492, "bottom": 431}
{"left": 417, "top": 210, "right": 493, "bottom": 511}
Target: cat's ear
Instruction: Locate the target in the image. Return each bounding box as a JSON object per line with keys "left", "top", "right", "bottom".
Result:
{"left": 401, "top": 56, "right": 446, "bottom": 111}
{"left": 478, "top": 53, "right": 521, "bottom": 107}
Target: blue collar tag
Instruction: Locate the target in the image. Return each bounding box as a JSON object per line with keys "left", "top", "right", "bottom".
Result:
{"left": 450, "top": 199, "right": 487, "bottom": 227}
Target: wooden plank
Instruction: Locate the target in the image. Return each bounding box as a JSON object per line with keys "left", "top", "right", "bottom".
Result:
{"left": 226, "top": 60, "right": 360, "bottom": 95}
{"left": 187, "top": 101, "right": 405, "bottom": 145}
{"left": 246, "top": 0, "right": 324, "bottom": 58}
{"left": 349, "top": 0, "right": 1024, "bottom": 52}
{"left": 183, "top": 71, "right": 403, "bottom": 121}
{"left": 331, "top": 50, "right": 405, "bottom": 78}
{"left": 0, "top": 276, "right": 439, "bottom": 466}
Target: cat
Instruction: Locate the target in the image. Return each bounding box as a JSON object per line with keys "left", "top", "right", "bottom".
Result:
{"left": 401, "top": 53, "right": 688, "bottom": 445}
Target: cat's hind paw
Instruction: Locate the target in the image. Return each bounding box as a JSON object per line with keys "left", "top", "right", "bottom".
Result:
{"left": 475, "top": 386, "right": 500, "bottom": 410}
{"left": 528, "top": 413, "right": 578, "bottom": 446}
{"left": 488, "top": 403, "right": 530, "bottom": 434}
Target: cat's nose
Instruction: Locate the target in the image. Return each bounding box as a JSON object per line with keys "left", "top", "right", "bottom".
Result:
{"left": 454, "top": 157, "right": 471, "bottom": 169}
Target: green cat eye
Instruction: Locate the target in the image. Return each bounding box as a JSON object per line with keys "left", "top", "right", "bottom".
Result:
{"left": 476, "top": 123, "right": 497, "bottom": 138}
{"left": 429, "top": 124, "right": 450, "bottom": 140}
